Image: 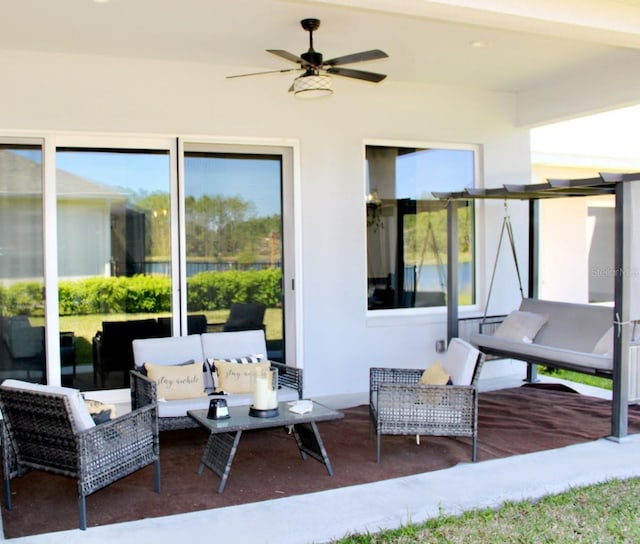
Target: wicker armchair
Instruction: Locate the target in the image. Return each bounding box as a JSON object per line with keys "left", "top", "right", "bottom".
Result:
{"left": 369, "top": 338, "right": 484, "bottom": 463}
{"left": 0, "top": 380, "right": 160, "bottom": 530}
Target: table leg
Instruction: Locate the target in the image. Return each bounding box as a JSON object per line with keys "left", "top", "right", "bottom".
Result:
{"left": 291, "top": 421, "right": 334, "bottom": 476}
{"left": 197, "top": 430, "right": 242, "bottom": 493}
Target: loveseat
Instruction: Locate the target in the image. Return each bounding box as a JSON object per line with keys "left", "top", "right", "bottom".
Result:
{"left": 130, "top": 329, "right": 303, "bottom": 431}
{"left": 470, "top": 298, "right": 613, "bottom": 376}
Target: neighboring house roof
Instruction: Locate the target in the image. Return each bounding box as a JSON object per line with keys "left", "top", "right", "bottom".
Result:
{"left": 0, "top": 149, "right": 128, "bottom": 201}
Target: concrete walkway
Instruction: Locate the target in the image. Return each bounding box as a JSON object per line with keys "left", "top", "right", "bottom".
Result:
{"left": 6, "top": 366, "right": 639, "bottom": 544}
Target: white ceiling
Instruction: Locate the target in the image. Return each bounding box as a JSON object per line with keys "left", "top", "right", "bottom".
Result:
{"left": 3, "top": 0, "right": 640, "bottom": 108}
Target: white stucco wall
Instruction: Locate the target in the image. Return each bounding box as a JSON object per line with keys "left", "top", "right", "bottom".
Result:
{"left": 0, "top": 50, "right": 532, "bottom": 397}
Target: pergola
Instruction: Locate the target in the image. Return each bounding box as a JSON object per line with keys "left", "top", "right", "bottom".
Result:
{"left": 435, "top": 172, "right": 640, "bottom": 439}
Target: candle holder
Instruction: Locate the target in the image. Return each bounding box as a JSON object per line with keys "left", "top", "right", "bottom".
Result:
{"left": 249, "top": 367, "right": 279, "bottom": 418}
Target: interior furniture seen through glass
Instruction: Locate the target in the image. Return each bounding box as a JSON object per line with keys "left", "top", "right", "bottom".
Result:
{"left": 0, "top": 144, "right": 47, "bottom": 385}
{"left": 365, "top": 144, "right": 476, "bottom": 311}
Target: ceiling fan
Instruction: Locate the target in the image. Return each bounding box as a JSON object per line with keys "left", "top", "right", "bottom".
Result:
{"left": 227, "top": 18, "right": 388, "bottom": 98}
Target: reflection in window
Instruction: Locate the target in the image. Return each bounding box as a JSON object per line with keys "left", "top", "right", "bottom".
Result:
{"left": 0, "top": 144, "right": 46, "bottom": 383}
{"left": 366, "top": 145, "right": 476, "bottom": 310}
{"left": 56, "top": 148, "right": 171, "bottom": 390}
{"left": 183, "top": 151, "right": 285, "bottom": 361}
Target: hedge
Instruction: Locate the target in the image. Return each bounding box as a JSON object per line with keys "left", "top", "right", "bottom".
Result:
{"left": 1, "top": 269, "right": 282, "bottom": 316}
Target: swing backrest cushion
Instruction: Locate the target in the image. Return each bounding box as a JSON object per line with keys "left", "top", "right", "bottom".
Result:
{"left": 519, "top": 298, "right": 612, "bottom": 353}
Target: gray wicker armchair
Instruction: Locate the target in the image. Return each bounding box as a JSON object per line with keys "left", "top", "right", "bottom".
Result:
{"left": 369, "top": 338, "right": 484, "bottom": 463}
{"left": 0, "top": 380, "right": 160, "bottom": 530}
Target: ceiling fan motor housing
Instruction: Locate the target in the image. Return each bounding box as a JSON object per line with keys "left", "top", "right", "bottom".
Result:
{"left": 301, "top": 50, "right": 323, "bottom": 67}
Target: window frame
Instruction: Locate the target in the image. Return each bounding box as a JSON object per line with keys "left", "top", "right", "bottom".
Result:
{"left": 363, "top": 138, "right": 482, "bottom": 322}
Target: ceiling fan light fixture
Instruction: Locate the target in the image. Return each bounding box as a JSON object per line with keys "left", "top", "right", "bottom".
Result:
{"left": 293, "top": 74, "right": 333, "bottom": 99}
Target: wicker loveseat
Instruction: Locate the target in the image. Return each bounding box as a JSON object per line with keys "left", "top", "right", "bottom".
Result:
{"left": 0, "top": 379, "right": 160, "bottom": 530}
{"left": 130, "top": 330, "right": 303, "bottom": 431}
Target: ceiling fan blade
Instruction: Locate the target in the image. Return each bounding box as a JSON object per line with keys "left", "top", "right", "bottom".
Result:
{"left": 326, "top": 66, "right": 387, "bottom": 83}
{"left": 226, "top": 68, "right": 298, "bottom": 79}
{"left": 266, "top": 49, "right": 309, "bottom": 66}
{"left": 324, "top": 49, "right": 388, "bottom": 67}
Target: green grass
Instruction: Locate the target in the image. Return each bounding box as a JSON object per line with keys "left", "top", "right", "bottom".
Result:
{"left": 538, "top": 367, "right": 612, "bottom": 390}
{"left": 332, "top": 477, "right": 640, "bottom": 543}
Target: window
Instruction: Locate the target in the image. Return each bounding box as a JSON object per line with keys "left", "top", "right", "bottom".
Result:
{"left": 182, "top": 146, "right": 287, "bottom": 362}
{"left": 0, "top": 135, "right": 296, "bottom": 392}
{"left": 0, "top": 143, "right": 46, "bottom": 383}
{"left": 365, "top": 144, "right": 476, "bottom": 310}
{"left": 56, "top": 147, "right": 172, "bottom": 389}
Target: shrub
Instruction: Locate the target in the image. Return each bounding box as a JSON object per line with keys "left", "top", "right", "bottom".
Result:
{"left": 187, "top": 268, "right": 282, "bottom": 311}
{"left": 10, "top": 268, "right": 282, "bottom": 317}
{"left": 4, "top": 282, "right": 45, "bottom": 316}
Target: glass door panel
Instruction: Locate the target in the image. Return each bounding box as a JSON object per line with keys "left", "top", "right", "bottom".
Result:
{"left": 183, "top": 149, "right": 285, "bottom": 361}
{"left": 0, "top": 144, "right": 46, "bottom": 384}
{"left": 55, "top": 148, "right": 172, "bottom": 389}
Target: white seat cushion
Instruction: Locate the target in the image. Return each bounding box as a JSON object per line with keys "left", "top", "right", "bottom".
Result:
{"left": 0, "top": 379, "right": 95, "bottom": 432}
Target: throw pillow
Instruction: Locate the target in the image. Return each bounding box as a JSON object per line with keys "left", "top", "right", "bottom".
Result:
{"left": 205, "top": 356, "right": 265, "bottom": 391}
{"left": 144, "top": 361, "right": 206, "bottom": 401}
{"left": 136, "top": 358, "right": 195, "bottom": 376}
{"left": 494, "top": 310, "right": 549, "bottom": 343}
{"left": 215, "top": 360, "right": 271, "bottom": 394}
{"left": 419, "top": 361, "right": 451, "bottom": 385}
{"left": 593, "top": 326, "right": 614, "bottom": 356}
{"left": 84, "top": 399, "right": 116, "bottom": 424}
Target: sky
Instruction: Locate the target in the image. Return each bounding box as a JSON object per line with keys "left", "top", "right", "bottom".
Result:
{"left": 16, "top": 148, "right": 283, "bottom": 217}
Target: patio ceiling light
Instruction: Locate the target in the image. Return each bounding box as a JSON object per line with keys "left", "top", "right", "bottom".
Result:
{"left": 292, "top": 73, "right": 333, "bottom": 99}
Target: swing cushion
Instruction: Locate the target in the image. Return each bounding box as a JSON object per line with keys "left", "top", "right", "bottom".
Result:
{"left": 494, "top": 310, "right": 549, "bottom": 343}
{"left": 470, "top": 299, "right": 614, "bottom": 374}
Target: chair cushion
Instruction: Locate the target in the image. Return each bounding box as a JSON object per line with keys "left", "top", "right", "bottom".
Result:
{"left": 592, "top": 326, "right": 613, "bottom": 356}
{"left": 201, "top": 330, "right": 267, "bottom": 361}
{"left": 145, "top": 361, "right": 207, "bottom": 401}
{"left": 442, "top": 338, "right": 480, "bottom": 385}
{"left": 0, "top": 379, "right": 95, "bottom": 432}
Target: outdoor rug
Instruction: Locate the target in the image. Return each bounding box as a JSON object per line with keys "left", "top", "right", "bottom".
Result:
{"left": 4, "top": 384, "right": 640, "bottom": 538}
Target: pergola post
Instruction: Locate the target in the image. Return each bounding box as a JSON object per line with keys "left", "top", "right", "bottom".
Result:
{"left": 447, "top": 199, "right": 459, "bottom": 342}
{"left": 526, "top": 199, "right": 540, "bottom": 383}
{"left": 611, "top": 180, "right": 631, "bottom": 439}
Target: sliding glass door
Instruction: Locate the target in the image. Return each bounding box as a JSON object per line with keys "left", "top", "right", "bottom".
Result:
{"left": 182, "top": 143, "right": 293, "bottom": 363}
{"left": 55, "top": 146, "right": 173, "bottom": 389}
{"left": 0, "top": 142, "right": 46, "bottom": 384}
{"left": 0, "top": 136, "right": 296, "bottom": 391}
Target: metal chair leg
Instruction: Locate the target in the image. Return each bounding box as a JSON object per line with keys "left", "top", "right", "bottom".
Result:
{"left": 3, "top": 477, "right": 11, "bottom": 510}
{"left": 472, "top": 434, "right": 477, "bottom": 462}
{"left": 153, "top": 459, "right": 161, "bottom": 492}
{"left": 78, "top": 495, "right": 87, "bottom": 530}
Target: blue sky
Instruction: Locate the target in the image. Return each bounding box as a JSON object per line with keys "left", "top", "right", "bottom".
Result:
{"left": 396, "top": 148, "right": 475, "bottom": 198}
{"left": 14, "top": 148, "right": 282, "bottom": 217}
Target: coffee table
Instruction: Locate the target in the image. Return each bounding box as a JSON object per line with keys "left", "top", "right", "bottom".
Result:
{"left": 188, "top": 400, "right": 344, "bottom": 493}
